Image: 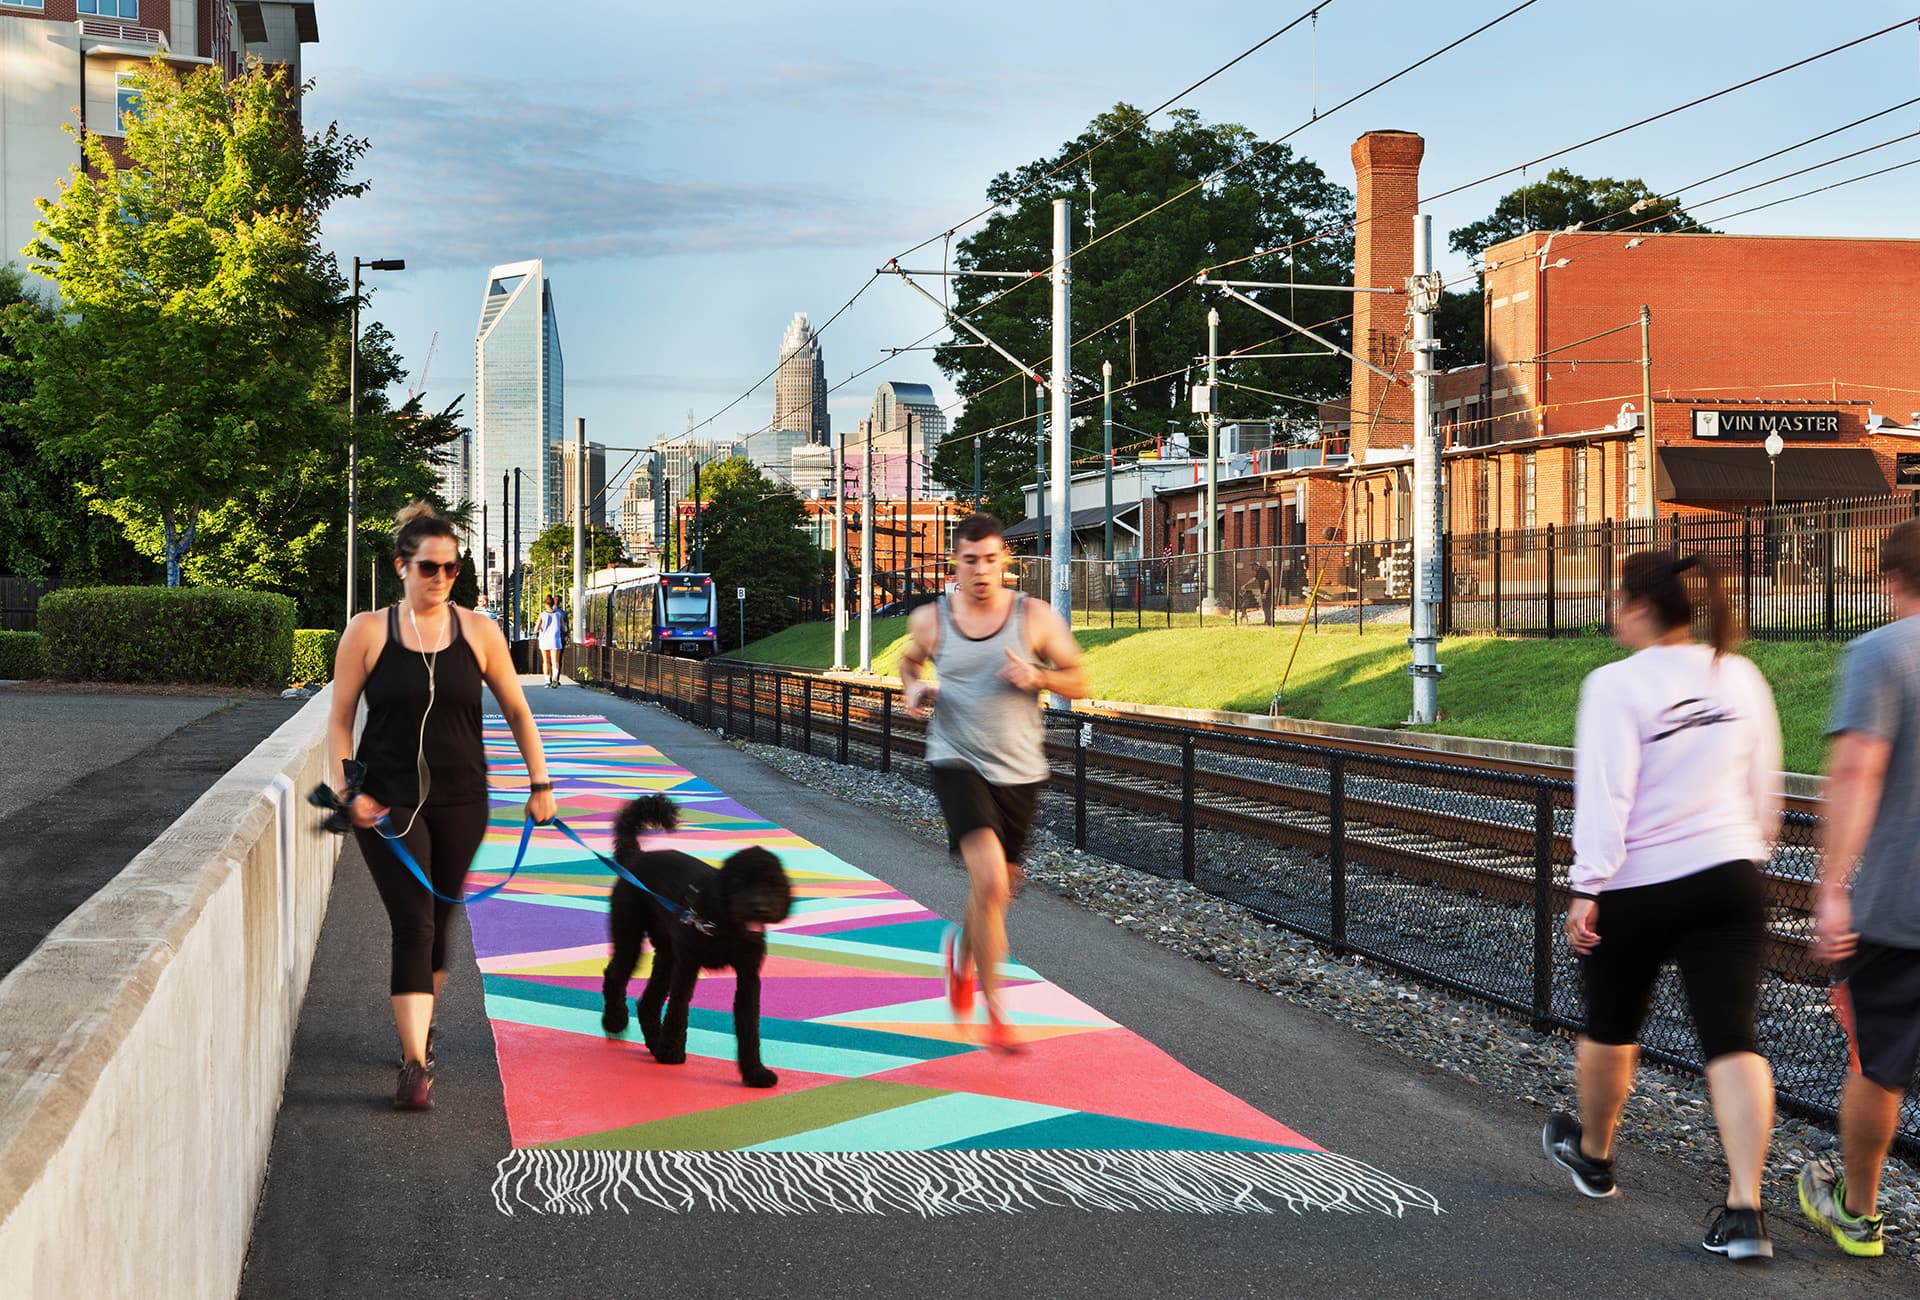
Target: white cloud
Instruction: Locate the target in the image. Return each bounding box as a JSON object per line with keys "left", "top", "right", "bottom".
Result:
{"left": 308, "top": 72, "right": 912, "bottom": 265}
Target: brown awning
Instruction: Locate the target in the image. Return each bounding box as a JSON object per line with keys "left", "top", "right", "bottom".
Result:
{"left": 1657, "top": 446, "right": 1887, "bottom": 502}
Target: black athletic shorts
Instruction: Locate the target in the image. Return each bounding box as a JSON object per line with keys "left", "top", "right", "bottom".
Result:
{"left": 928, "top": 762, "right": 1044, "bottom": 865}
{"left": 1834, "top": 940, "right": 1920, "bottom": 1091}
{"left": 1580, "top": 859, "right": 1766, "bottom": 1061}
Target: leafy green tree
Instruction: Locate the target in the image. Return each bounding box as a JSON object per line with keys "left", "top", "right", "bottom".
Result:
{"left": 523, "top": 518, "right": 626, "bottom": 616}
{"left": 0, "top": 266, "right": 147, "bottom": 584}
{"left": 1435, "top": 288, "right": 1485, "bottom": 370}
{"left": 1, "top": 57, "right": 367, "bottom": 587}
{"left": 183, "top": 316, "right": 471, "bottom": 626}
{"left": 932, "top": 106, "right": 1354, "bottom": 522}
{"left": 1447, "top": 168, "right": 1709, "bottom": 260}
{"left": 695, "top": 457, "right": 819, "bottom": 650}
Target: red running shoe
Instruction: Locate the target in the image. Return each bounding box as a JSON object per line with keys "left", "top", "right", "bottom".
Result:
{"left": 943, "top": 925, "right": 974, "bottom": 1018}
{"left": 984, "top": 1001, "right": 1023, "bottom": 1055}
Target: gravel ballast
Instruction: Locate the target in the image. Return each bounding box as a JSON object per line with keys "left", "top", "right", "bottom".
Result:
{"left": 728, "top": 729, "right": 1918, "bottom": 1265}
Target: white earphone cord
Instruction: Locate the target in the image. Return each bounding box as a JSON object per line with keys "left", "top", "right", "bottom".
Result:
{"left": 385, "top": 601, "right": 443, "bottom": 840}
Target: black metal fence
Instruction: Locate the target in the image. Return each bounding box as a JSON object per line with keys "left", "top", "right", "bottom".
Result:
{"left": 990, "top": 491, "right": 1920, "bottom": 640}
{"left": 0, "top": 575, "right": 48, "bottom": 632}
{"left": 564, "top": 647, "right": 1918, "bottom": 1155}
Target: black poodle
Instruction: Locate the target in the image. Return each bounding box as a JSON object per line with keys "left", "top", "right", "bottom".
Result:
{"left": 599, "top": 794, "right": 793, "bottom": 1088}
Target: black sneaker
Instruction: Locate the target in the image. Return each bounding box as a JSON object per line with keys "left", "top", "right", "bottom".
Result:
{"left": 1542, "top": 1110, "right": 1618, "bottom": 1198}
{"left": 394, "top": 1060, "right": 433, "bottom": 1111}
{"left": 1703, "top": 1205, "right": 1773, "bottom": 1261}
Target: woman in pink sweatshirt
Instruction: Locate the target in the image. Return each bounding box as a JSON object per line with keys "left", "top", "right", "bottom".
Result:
{"left": 1542, "top": 551, "right": 1783, "bottom": 1262}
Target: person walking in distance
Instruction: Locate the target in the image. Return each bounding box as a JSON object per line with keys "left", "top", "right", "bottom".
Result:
{"left": 899, "top": 515, "right": 1086, "bottom": 1050}
{"left": 1544, "top": 551, "right": 1783, "bottom": 1261}
{"left": 536, "top": 594, "right": 565, "bottom": 688}
{"left": 1798, "top": 519, "right": 1920, "bottom": 1258}
{"left": 328, "top": 503, "right": 557, "bottom": 1110}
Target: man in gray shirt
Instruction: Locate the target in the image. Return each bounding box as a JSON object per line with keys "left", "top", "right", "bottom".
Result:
{"left": 1798, "top": 518, "right": 1920, "bottom": 1259}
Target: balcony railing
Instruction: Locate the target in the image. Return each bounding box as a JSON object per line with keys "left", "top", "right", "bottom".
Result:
{"left": 79, "top": 20, "right": 166, "bottom": 47}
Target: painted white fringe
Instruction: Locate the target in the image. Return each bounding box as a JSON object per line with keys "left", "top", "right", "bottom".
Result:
{"left": 492, "top": 1149, "right": 1442, "bottom": 1218}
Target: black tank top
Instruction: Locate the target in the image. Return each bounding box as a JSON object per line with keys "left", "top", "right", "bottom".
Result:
{"left": 357, "top": 605, "right": 487, "bottom": 808}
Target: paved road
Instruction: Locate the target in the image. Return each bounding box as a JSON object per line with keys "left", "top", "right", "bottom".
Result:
{"left": 0, "top": 691, "right": 304, "bottom": 979}
{"left": 241, "top": 684, "right": 1915, "bottom": 1299}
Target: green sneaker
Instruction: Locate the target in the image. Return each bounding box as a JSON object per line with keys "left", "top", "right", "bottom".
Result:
{"left": 1797, "top": 1158, "right": 1884, "bottom": 1258}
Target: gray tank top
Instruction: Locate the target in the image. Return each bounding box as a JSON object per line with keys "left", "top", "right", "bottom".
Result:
{"left": 924, "top": 595, "right": 1050, "bottom": 787}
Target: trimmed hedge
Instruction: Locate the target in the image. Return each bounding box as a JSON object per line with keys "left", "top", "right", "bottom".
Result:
{"left": 39, "top": 587, "right": 297, "bottom": 688}
{"left": 0, "top": 631, "right": 48, "bottom": 680}
{"left": 291, "top": 628, "right": 339, "bottom": 685}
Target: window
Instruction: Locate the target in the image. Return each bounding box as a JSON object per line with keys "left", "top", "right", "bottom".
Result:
{"left": 79, "top": 0, "right": 141, "bottom": 16}
{"left": 1, "top": 2, "right": 48, "bottom": 12}
{"left": 1568, "top": 448, "right": 1589, "bottom": 553}
{"left": 115, "top": 72, "right": 142, "bottom": 134}
{"left": 1516, "top": 454, "right": 1538, "bottom": 556}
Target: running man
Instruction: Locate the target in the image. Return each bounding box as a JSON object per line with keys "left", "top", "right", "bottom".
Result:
{"left": 1799, "top": 518, "right": 1920, "bottom": 1259}
{"left": 900, "top": 514, "right": 1086, "bottom": 1049}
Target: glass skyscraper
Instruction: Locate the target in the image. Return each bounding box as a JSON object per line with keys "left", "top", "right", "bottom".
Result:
{"left": 474, "top": 259, "right": 564, "bottom": 562}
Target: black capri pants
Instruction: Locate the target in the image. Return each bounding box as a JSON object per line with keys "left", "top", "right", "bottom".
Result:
{"left": 353, "top": 801, "right": 491, "bottom": 996}
{"left": 1581, "top": 859, "right": 1767, "bottom": 1062}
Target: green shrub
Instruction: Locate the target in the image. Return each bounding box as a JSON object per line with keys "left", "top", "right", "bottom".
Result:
{"left": 291, "top": 628, "right": 339, "bottom": 685}
{"left": 39, "top": 587, "right": 297, "bottom": 688}
{"left": 0, "top": 631, "right": 48, "bottom": 680}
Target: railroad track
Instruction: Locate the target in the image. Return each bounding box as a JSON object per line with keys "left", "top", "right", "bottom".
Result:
{"left": 627, "top": 663, "right": 1820, "bottom": 974}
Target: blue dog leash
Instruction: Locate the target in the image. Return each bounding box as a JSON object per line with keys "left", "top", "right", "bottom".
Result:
{"left": 376, "top": 814, "right": 709, "bottom": 929}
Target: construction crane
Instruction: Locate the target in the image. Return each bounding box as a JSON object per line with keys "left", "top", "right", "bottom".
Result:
{"left": 406, "top": 331, "right": 438, "bottom": 404}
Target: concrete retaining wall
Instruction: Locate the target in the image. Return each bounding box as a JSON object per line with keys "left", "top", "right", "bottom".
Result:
{"left": 0, "top": 690, "right": 341, "bottom": 1298}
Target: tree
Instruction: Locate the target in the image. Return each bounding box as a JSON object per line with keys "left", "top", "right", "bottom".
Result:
{"left": 1, "top": 57, "right": 367, "bottom": 586}
{"left": 1435, "top": 288, "right": 1485, "bottom": 371}
{"left": 931, "top": 106, "right": 1355, "bottom": 523}
{"left": 695, "top": 457, "right": 819, "bottom": 650}
{"left": 0, "top": 266, "right": 147, "bottom": 584}
{"left": 1447, "top": 168, "right": 1710, "bottom": 261}
{"left": 524, "top": 518, "right": 626, "bottom": 616}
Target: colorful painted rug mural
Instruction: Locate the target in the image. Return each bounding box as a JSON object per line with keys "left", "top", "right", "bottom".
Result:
{"left": 476, "top": 715, "right": 1440, "bottom": 1218}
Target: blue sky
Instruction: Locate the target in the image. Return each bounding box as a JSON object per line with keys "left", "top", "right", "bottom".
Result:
{"left": 306, "top": 1, "right": 1920, "bottom": 501}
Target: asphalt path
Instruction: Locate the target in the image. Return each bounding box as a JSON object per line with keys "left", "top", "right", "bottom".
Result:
{"left": 0, "top": 691, "right": 303, "bottom": 979}
{"left": 241, "top": 683, "right": 1915, "bottom": 1299}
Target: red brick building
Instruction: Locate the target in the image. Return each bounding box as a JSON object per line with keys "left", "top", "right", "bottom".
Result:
{"left": 1159, "top": 128, "right": 1920, "bottom": 566}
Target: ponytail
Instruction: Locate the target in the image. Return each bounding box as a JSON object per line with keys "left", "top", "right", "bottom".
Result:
{"left": 1620, "top": 549, "right": 1737, "bottom": 656}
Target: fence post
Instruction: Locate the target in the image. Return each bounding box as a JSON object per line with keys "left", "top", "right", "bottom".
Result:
{"left": 801, "top": 677, "right": 813, "bottom": 756}
{"left": 1074, "top": 722, "right": 1088, "bottom": 850}
{"left": 727, "top": 670, "right": 737, "bottom": 737}
{"left": 1741, "top": 509, "right": 1754, "bottom": 634}
{"left": 837, "top": 681, "right": 850, "bottom": 766}
{"left": 1328, "top": 756, "right": 1347, "bottom": 946}
{"left": 772, "top": 672, "right": 783, "bottom": 748}
{"left": 702, "top": 663, "right": 715, "bottom": 729}
{"left": 1601, "top": 519, "right": 1615, "bottom": 636}
{"left": 880, "top": 691, "right": 893, "bottom": 774}
{"left": 745, "top": 668, "right": 756, "bottom": 741}
{"left": 1180, "top": 733, "right": 1196, "bottom": 883}
{"left": 1531, "top": 785, "right": 1555, "bottom": 1030}
{"left": 1545, "top": 523, "right": 1557, "bottom": 639}
{"left": 1824, "top": 502, "right": 1837, "bottom": 636}
{"left": 1493, "top": 528, "right": 1503, "bottom": 631}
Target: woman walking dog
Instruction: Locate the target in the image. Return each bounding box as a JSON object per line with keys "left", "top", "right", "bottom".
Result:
{"left": 1544, "top": 551, "right": 1783, "bottom": 1260}
{"left": 328, "top": 502, "right": 557, "bottom": 1110}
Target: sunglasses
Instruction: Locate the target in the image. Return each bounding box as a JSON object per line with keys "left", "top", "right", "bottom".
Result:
{"left": 410, "top": 558, "right": 462, "bottom": 579}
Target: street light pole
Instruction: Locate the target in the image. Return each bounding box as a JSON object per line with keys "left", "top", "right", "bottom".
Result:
{"left": 344, "top": 256, "right": 404, "bottom": 625}
{"left": 1203, "top": 306, "right": 1221, "bottom": 613}
{"left": 832, "top": 428, "right": 848, "bottom": 672}
{"left": 1765, "top": 431, "right": 1783, "bottom": 511}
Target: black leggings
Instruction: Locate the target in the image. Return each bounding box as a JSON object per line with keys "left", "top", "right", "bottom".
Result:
{"left": 1581, "top": 859, "right": 1767, "bottom": 1061}
{"left": 354, "top": 801, "right": 490, "bottom": 995}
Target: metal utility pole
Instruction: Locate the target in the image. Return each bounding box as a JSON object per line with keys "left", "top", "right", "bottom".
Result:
{"left": 972, "top": 435, "right": 982, "bottom": 513}
{"left": 1408, "top": 214, "right": 1445, "bottom": 725}
{"left": 1034, "top": 379, "right": 1046, "bottom": 561}
{"left": 1102, "top": 359, "right": 1115, "bottom": 560}
{"left": 480, "top": 502, "right": 488, "bottom": 611}
{"left": 571, "top": 417, "right": 587, "bottom": 645}
{"left": 693, "top": 456, "right": 705, "bottom": 571}
{"left": 500, "top": 473, "right": 510, "bottom": 633}
{"left": 905, "top": 415, "right": 915, "bottom": 599}
{"left": 1049, "top": 198, "right": 1072, "bottom": 626}
{"left": 512, "top": 469, "right": 522, "bottom": 640}
{"left": 1638, "top": 304, "right": 1655, "bottom": 522}
{"left": 860, "top": 428, "right": 874, "bottom": 673}
{"left": 832, "top": 428, "right": 848, "bottom": 671}
{"left": 1202, "top": 306, "right": 1221, "bottom": 613}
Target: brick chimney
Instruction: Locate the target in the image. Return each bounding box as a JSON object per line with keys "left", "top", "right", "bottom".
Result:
{"left": 1347, "top": 131, "right": 1424, "bottom": 461}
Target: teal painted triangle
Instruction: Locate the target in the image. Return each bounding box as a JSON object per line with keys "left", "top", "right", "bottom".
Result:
{"left": 937, "top": 1110, "right": 1305, "bottom": 1153}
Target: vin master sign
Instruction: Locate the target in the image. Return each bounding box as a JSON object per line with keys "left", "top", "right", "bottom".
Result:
{"left": 1693, "top": 410, "right": 1842, "bottom": 441}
